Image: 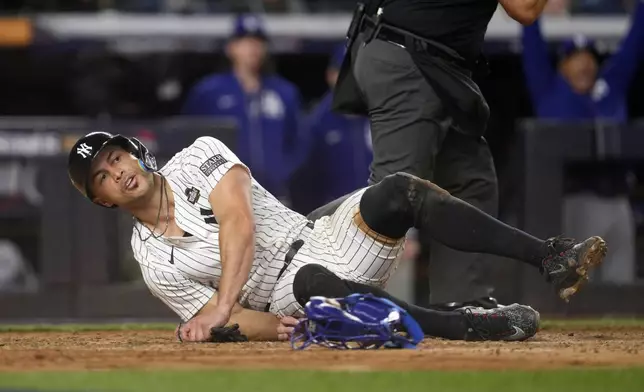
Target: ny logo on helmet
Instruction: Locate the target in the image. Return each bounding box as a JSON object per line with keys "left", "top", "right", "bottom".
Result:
{"left": 77, "top": 143, "right": 93, "bottom": 159}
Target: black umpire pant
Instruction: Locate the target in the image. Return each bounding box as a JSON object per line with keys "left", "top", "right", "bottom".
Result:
{"left": 308, "top": 36, "right": 498, "bottom": 304}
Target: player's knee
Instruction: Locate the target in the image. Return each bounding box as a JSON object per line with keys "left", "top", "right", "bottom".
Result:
{"left": 359, "top": 172, "right": 451, "bottom": 238}
{"left": 358, "top": 173, "right": 418, "bottom": 238}
{"left": 292, "top": 264, "right": 344, "bottom": 307}
{"left": 361, "top": 172, "right": 410, "bottom": 211}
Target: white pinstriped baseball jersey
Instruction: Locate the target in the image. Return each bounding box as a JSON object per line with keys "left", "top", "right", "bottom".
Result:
{"left": 131, "top": 136, "right": 404, "bottom": 321}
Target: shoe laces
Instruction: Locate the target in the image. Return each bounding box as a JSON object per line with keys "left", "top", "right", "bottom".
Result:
{"left": 545, "top": 236, "right": 576, "bottom": 254}
{"left": 542, "top": 236, "right": 576, "bottom": 276}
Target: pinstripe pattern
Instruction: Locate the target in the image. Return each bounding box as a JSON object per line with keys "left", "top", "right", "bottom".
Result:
{"left": 130, "top": 136, "right": 405, "bottom": 322}
{"left": 269, "top": 189, "right": 404, "bottom": 317}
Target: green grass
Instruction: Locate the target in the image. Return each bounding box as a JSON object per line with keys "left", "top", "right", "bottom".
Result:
{"left": 0, "top": 368, "right": 643, "bottom": 392}
{"left": 1, "top": 317, "right": 644, "bottom": 333}
{"left": 1, "top": 319, "right": 643, "bottom": 391}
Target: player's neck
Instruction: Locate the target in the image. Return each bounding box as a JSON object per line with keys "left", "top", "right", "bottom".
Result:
{"left": 128, "top": 173, "right": 175, "bottom": 228}
{"left": 233, "top": 67, "right": 261, "bottom": 93}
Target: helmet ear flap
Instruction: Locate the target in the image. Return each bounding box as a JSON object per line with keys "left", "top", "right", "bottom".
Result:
{"left": 129, "top": 137, "right": 157, "bottom": 172}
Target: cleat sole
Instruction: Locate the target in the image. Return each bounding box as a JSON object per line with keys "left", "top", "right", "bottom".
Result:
{"left": 560, "top": 236, "right": 607, "bottom": 302}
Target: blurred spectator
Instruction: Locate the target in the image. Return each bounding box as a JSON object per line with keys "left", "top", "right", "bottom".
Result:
{"left": 521, "top": 1, "right": 644, "bottom": 284}
{"left": 290, "top": 45, "right": 372, "bottom": 214}
{"left": 0, "top": 239, "right": 37, "bottom": 293}
{"left": 522, "top": 1, "right": 644, "bottom": 121}
{"left": 181, "top": 14, "right": 305, "bottom": 203}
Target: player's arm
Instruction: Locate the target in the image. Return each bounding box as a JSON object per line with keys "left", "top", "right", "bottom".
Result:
{"left": 499, "top": 0, "right": 548, "bottom": 25}
{"left": 521, "top": 18, "right": 556, "bottom": 104}
{"left": 228, "top": 305, "right": 297, "bottom": 341}
{"left": 138, "top": 262, "right": 295, "bottom": 342}
{"left": 184, "top": 136, "right": 269, "bottom": 335}
{"left": 601, "top": 0, "right": 644, "bottom": 94}
{"left": 207, "top": 165, "right": 256, "bottom": 320}
{"left": 185, "top": 294, "right": 296, "bottom": 342}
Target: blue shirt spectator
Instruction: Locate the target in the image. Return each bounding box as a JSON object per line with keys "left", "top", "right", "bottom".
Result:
{"left": 521, "top": 0, "right": 644, "bottom": 123}
{"left": 521, "top": 2, "right": 644, "bottom": 284}
{"left": 181, "top": 14, "right": 305, "bottom": 200}
{"left": 291, "top": 45, "right": 372, "bottom": 214}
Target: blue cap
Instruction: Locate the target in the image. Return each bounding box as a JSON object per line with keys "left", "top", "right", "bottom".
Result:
{"left": 231, "top": 14, "right": 268, "bottom": 41}
{"left": 559, "top": 34, "right": 597, "bottom": 58}
{"left": 329, "top": 44, "right": 347, "bottom": 70}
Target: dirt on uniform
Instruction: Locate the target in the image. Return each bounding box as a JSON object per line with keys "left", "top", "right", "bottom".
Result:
{"left": 1, "top": 328, "right": 643, "bottom": 372}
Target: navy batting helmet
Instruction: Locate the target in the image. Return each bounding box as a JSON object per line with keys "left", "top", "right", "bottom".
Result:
{"left": 67, "top": 131, "right": 157, "bottom": 205}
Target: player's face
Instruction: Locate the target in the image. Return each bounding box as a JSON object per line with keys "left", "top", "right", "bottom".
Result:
{"left": 227, "top": 36, "right": 267, "bottom": 73}
{"left": 559, "top": 51, "right": 598, "bottom": 94}
{"left": 89, "top": 146, "right": 154, "bottom": 208}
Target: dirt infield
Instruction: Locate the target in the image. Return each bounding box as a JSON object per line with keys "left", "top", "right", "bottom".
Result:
{"left": 1, "top": 327, "right": 644, "bottom": 372}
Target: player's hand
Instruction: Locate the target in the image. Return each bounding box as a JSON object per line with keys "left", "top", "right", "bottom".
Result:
{"left": 206, "top": 306, "right": 233, "bottom": 330}
{"left": 178, "top": 315, "right": 212, "bottom": 342}
{"left": 277, "top": 316, "right": 299, "bottom": 341}
{"left": 179, "top": 307, "right": 232, "bottom": 342}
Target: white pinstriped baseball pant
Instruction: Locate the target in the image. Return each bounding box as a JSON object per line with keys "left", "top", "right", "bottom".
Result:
{"left": 268, "top": 189, "right": 405, "bottom": 317}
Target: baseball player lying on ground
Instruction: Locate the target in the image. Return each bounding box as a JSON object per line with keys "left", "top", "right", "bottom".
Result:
{"left": 68, "top": 133, "right": 607, "bottom": 343}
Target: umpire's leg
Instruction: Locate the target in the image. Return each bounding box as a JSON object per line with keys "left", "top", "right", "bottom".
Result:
{"left": 352, "top": 38, "right": 447, "bottom": 184}
{"left": 308, "top": 37, "right": 447, "bottom": 222}
{"left": 428, "top": 130, "right": 499, "bottom": 304}
{"left": 352, "top": 36, "right": 497, "bottom": 306}
{"left": 351, "top": 36, "right": 447, "bottom": 305}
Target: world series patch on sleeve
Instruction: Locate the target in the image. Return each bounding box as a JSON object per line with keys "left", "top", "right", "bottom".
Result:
{"left": 200, "top": 154, "right": 228, "bottom": 176}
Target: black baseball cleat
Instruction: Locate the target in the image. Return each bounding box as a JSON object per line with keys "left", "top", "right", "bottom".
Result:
{"left": 540, "top": 236, "right": 608, "bottom": 302}
{"left": 461, "top": 303, "right": 540, "bottom": 342}
{"left": 432, "top": 296, "right": 501, "bottom": 312}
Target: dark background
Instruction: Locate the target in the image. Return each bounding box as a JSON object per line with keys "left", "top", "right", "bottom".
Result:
{"left": 2, "top": 47, "right": 642, "bottom": 211}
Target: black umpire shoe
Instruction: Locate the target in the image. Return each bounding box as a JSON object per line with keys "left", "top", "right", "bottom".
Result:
{"left": 461, "top": 303, "right": 540, "bottom": 342}
{"left": 540, "top": 236, "right": 607, "bottom": 302}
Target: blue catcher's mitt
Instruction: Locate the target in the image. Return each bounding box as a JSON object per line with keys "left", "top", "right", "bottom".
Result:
{"left": 290, "top": 293, "right": 424, "bottom": 350}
